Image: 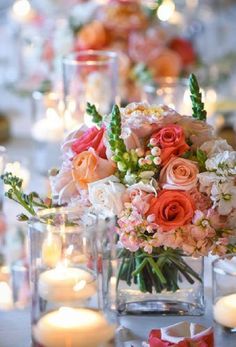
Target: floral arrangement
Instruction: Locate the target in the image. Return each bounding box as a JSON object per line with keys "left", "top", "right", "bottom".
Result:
{"left": 3, "top": 74, "right": 236, "bottom": 293}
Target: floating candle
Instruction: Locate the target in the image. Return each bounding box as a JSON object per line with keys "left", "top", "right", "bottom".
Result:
{"left": 33, "top": 307, "right": 115, "bottom": 347}
{"left": 213, "top": 293, "right": 236, "bottom": 328}
{"left": 38, "top": 266, "right": 97, "bottom": 302}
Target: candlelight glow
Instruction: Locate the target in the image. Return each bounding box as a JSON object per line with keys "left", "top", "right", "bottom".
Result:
{"left": 12, "top": 0, "right": 31, "bottom": 18}
{"left": 157, "top": 0, "right": 175, "bottom": 22}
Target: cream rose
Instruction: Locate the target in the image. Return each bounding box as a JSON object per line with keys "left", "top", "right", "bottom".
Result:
{"left": 160, "top": 157, "right": 199, "bottom": 191}
{"left": 88, "top": 176, "right": 126, "bottom": 215}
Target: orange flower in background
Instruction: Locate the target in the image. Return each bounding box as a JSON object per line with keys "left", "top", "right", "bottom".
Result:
{"left": 72, "top": 150, "right": 115, "bottom": 189}
{"left": 169, "top": 37, "right": 196, "bottom": 66}
{"left": 75, "top": 21, "right": 108, "bottom": 50}
{"left": 147, "top": 190, "right": 195, "bottom": 231}
{"left": 148, "top": 48, "right": 182, "bottom": 79}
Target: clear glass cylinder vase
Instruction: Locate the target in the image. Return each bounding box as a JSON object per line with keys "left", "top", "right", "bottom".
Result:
{"left": 62, "top": 51, "right": 118, "bottom": 129}
{"left": 102, "top": 249, "right": 205, "bottom": 316}
{"left": 29, "top": 207, "right": 116, "bottom": 347}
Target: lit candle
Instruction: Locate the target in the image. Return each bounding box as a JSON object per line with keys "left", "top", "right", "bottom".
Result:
{"left": 213, "top": 294, "right": 236, "bottom": 328}
{"left": 41, "top": 232, "right": 62, "bottom": 268}
{"left": 33, "top": 307, "right": 115, "bottom": 347}
{"left": 11, "top": 0, "right": 34, "bottom": 23}
{"left": 38, "top": 266, "right": 97, "bottom": 302}
{"left": 31, "top": 108, "right": 64, "bottom": 143}
{"left": 0, "top": 281, "right": 13, "bottom": 310}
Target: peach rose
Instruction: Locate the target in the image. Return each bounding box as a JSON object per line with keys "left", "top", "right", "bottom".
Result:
{"left": 151, "top": 125, "right": 189, "bottom": 165}
{"left": 147, "top": 190, "right": 195, "bottom": 231}
{"left": 75, "top": 21, "right": 108, "bottom": 50}
{"left": 160, "top": 157, "right": 199, "bottom": 191}
{"left": 72, "top": 150, "right": 115, "bottom": 189}
{"left": 148, "top": 48, "right": 182, "bottom": 79}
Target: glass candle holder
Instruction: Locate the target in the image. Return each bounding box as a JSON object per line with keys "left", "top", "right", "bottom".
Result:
{"left": 213, "top": 254, "right": 236, "bottom": 332}
{"left": 11, "top": 260, "right": 30, "bottom": 309}
{"left": 29, "top": 207, "right": 116, "bottom": 347}
{"left": 141, "top": 78, "right": 192, "bottom": 115}
{"left": 31, "top": 90, "right": 65, "bottom": 174}
{"left": 62, "top": 51, "right": 118, "bottom": 129}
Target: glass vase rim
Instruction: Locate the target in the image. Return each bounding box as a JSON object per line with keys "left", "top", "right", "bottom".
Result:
{"left": 143, "top": 77, "right": 189, "bottom": 92}
{"left": 28, "top": 206, "right": 97, "bottom": 227}
{"left": 212, "top": 253, "right": 236, "bottom": 276}
{"left": 62, "top": 50, "right": 118, "bottom": 66}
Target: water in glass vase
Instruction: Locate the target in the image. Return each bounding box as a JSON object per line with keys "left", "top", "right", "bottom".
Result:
{"left": 102, "top": 249, "right": 205, "bottom": 316}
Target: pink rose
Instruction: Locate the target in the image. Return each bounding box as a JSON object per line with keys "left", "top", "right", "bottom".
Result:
{"left": 71, "top": 126, "right": 107, "bottom": 159}
{"left": 151, "top": 125, "right": 189, "bottom": 165}
{"left": 160, "top": 157, "right": 199, "bottom": 191}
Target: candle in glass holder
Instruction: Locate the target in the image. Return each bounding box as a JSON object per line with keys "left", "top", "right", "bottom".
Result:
{"left": 213, "top": 294, "right": 236, "bottom": 328}
{"left": 33, "top": 307, "right": 115, "bottom": 347}
{"left": 38, "top": 265, "right": 97, "bottom": 302}
{"left": 32, "top": 108, "right": 64, "bottom": 143}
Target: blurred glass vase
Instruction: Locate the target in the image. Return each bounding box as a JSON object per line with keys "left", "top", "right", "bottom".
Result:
{"left": 62, "top": 51, "right": 118, "bottom": 129}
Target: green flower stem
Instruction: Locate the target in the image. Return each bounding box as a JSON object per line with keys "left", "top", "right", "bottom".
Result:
{"left": 135, "top": 256, "right": 147, "bottom": 292}
{"left": 132, "top": 258, "right": 148, "bottom": 276}
{"left": 189, "top": 73, "right": 207, "bottom": 121}
{"left": 147, "top": 257, "right": 167, "bottom": 285}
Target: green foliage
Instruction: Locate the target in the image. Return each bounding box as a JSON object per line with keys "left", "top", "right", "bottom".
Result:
{"left": 86, "top": 103, "right": 103, "bottom": 126}
{"left": 1, "top": 172, "right": 51, "bottom": 219}
{"left": 189, "top": 73, "right": 207, "bottom": 121}
{"left": 196, "top": 149, "right": 207, "bottom": 171}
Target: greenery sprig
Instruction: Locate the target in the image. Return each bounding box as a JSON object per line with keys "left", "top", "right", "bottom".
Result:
{"left": 189, "top": 73, "right": 207, "bottom": 121}
{"left": 1, "top": 172, "right": 51, "bottom": 221}
{"left": 86, "top": 102, "right": 103, "bottom": 126}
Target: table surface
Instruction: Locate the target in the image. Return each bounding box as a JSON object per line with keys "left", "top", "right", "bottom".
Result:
{"left": 0, "top": 291, "right": 236, "bottom": 347}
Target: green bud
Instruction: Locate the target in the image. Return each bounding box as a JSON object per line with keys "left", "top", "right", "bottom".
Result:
{"left": 117, "top": 161, "right": 127, "bottom": 172}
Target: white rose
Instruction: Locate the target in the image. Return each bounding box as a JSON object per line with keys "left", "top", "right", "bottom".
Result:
{"left": 200, "top": 139, "right": 233, "bottom": 158}
{"left": 88, "top": 176, "right": 126, "bottom": 216}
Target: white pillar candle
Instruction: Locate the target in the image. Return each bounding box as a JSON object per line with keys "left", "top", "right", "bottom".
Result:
{"left": 38, "top": 266, "right": 97, "bottom": 302}
{"left": 213, "top": 293, "right": 236, "bottom": 328}
{"left": 33, "top": 307, "right": 115, "bottom": 347}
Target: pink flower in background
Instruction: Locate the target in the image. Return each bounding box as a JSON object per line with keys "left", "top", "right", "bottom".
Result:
{"left": 189, "top": 189, "right": 212, "bottom": 211}
{"left": 129, "top": 28, "right": 166, "bottom": 64}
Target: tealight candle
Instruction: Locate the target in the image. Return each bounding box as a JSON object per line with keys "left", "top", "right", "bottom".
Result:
{"left": 38, "top": 266, "right": 97, "bottom": 302}
{"left": 33, "top": 307, "right": 115, "bottom": 347}
{"left": 31, "top": 108, "right": 64, "bottom": 143}
{"left": 213, "top": 294, "right": 236, "bottom": 328}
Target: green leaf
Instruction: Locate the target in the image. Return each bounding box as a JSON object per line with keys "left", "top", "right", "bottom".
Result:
{"left": 196, "top": 149, "right": 207, "bottom": 171}
{"left": 86, "top": 102, "right": 103, "bottom": 126}
{"left": 189, "top": 73, "right": 207, "bottom": 121}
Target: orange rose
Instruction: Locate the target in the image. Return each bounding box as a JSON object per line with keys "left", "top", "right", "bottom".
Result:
{"left": 147, "top": 190, "right": 195, "bottom": 231}
{"left": 75, "top": 21, "right": 108, "bottom": 50}
{"left": 72, "top": 150, "right": 115, "bottom": 189}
